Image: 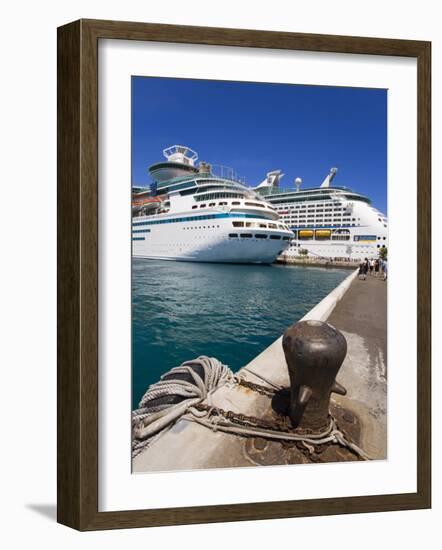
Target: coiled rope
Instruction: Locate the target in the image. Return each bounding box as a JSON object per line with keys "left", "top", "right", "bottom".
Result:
{"left": 132, "top": 356, "right": 235, "bottom": 457}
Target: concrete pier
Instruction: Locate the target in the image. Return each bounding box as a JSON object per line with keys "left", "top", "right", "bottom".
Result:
{"left": 327, "top": 273, "right": 387, "bottom": 458}
{"left": 133, "top": 269, "right": 387, "bottom": 472}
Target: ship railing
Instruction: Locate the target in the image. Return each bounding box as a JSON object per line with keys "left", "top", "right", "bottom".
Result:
{"left": 203, "top": 164, "right": 247, "bottom": 186}
{"left": 260, "top": 186, "right": 300, "bottom": 196}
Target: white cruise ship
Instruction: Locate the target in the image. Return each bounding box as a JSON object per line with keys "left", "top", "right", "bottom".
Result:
{"left": 253, "top": 168, "right": 388, "bottom": 260}
{"left": 132, "top": 146, "right": 293, "bottom": 263}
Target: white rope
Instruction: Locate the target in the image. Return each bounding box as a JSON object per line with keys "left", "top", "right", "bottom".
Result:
{"left": 132, "top": 356, "right": 234, "bottom": 456}
{"left": 183, "top": 408, "right": 371, "bottom": 461}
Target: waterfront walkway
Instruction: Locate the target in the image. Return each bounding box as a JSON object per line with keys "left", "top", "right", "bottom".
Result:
{"left": 328, "top": 273, "right": 387, "bottom": 366}
{"left": 327, "top": 273, "right": 387, "bottom": 457}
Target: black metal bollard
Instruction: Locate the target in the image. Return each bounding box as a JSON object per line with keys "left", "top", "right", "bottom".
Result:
{"left": 282, "top": 320, "right": 347, "bottom": 431}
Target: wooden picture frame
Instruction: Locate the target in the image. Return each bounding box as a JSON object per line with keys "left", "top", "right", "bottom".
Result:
{"left": 57, "top": 19, "right": 431, "bottom": 530}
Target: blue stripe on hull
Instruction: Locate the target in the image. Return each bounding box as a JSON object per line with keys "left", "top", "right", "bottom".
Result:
{"left": 132, "top": 212, "right": 271, "bottom": 227}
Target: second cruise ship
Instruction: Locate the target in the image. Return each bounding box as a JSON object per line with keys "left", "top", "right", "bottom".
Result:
{"left": 253, "top": 168, "right": 388, "bottom": 260}
{"left": 132, "top": 146, "right": 293, "bottom": 263}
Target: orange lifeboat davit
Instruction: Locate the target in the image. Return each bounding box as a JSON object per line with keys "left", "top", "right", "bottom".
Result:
{"left": 132, "top": 196, "right": 162, "bottom": 208}
{"left": 132, "top": 195, "right": 165, "bottom": 215}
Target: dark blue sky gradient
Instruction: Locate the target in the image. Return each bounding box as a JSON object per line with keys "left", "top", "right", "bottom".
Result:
{"left": 132, "top": 77, "right": 387, "bottom": 214}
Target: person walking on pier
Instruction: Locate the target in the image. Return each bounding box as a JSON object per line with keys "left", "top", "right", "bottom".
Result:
{"left": 359, "top": 258, "right": 369, "bottom": 280}
{"left": 369, "top": 258, "right": 375, "bottom": 275}
{"left": 374, "top": 258, "right": 380, "bottom": 277}
{"left": 364, "top": 258, "right": 370, "bottom": 277}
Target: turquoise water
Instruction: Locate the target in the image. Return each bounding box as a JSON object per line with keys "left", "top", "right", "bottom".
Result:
{"left": 132, "top": 260, "right": 349, "bottom": 409}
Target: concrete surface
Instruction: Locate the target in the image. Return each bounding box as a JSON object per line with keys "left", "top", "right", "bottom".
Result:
{"left": 328, "top": 273, "right": 387, "bottom": 459}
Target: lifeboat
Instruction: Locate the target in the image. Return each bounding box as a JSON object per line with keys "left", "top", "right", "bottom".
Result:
{"left": 132, "top": 196, "right": 164, "bottom": 215}
{"left": 315, "top": 229, "right": 331, "bottom": 239}
{"left": 299, "top": 230, "right": 314, "bottom": 239}
{"left": 133, "top": 196, "right": 162, "bottom": 207}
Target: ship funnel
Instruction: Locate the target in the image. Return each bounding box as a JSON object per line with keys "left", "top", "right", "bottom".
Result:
{"left": 267, "top": 170, "right": 284, "bottom": 187}
{"left": 295, "top": 177, "right": 302, "bottom": 192}
{"left": 320, "top": 167, "right": 338, "bottom": 188}
{"left": 253, "top": 170, "right": 284, "bottom": 191}
{"left": 255, "top": 170, "right": 284, "bottom": 189}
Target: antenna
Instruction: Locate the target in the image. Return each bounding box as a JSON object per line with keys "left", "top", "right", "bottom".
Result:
{"left": 295, "top": 177, "right": 302, "bottom": 192}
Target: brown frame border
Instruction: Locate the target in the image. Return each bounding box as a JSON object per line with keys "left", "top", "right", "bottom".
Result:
{"left": 57, "top": 19, "right": 431, "bottom": 531}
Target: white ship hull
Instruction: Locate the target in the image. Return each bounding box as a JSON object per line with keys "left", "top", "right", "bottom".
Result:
{"left": 133, "top": 215, "right": 290, "bottom": 264}
{"left": 281, "top": 237, "right": 384, "bottom": 261}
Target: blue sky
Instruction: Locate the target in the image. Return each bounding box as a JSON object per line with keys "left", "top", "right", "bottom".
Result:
{"left": 132, "top": 77, "right": 387, "bottom": 214}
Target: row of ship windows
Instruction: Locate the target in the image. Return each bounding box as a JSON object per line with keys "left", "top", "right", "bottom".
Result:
{"left": 193, "top": 193, "right": 243, "bottom": 202}
{"left": 192, "top": 202, "right": 227, "bottom": 208}
{"left": 292, "top": 232, "right": 387, "bottom": 242}
{"left": 180, "top": 221, "right": 289, "bottom": 231}
{"left": 228, "top": 234, "right": 291, "bottom": 241}
{"left": 133, "top": 213, "right": 268, "bottom": 226}
{"left": 231, "top": 221, "right": 288, "bottom": 230}
{"left": 279, "top": 209, "right": 387, "bottom": 225}
{"left": 293, "top": 223, "right": 359, "bottom": 228}
{"left": 180, "top": 223, "right": 291, "bottom": 231}
{"left": 279, "top": 212, "right": 388, "bottom": 225}
{"left": 192, "top": 201, "right": 267, "bottom": 210}
{"left": 182, "top": 225, "right": 221, "bottom": 230}
{"left": 277, "top": 208, "right": 351, "bottom": 216}
{"left": 276, "top": 204, "right": 345, "bottom": 211}
{"left": 285, "top": 221, "right": 360, "bottom": 227}
{"left": 281, "top": 218, "right": 361, "bottom": 222}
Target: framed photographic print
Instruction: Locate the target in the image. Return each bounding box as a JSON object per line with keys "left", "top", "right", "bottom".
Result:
{"left": 57, "top": 19, "right": 431, "bottom": 530}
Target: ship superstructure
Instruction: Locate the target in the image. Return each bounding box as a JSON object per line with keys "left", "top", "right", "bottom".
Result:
{"left": 253, "top": 168, "right": 388, "bottom": 260}
{"left": 132, "top": 146, "right": 293, "bottom": 263}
